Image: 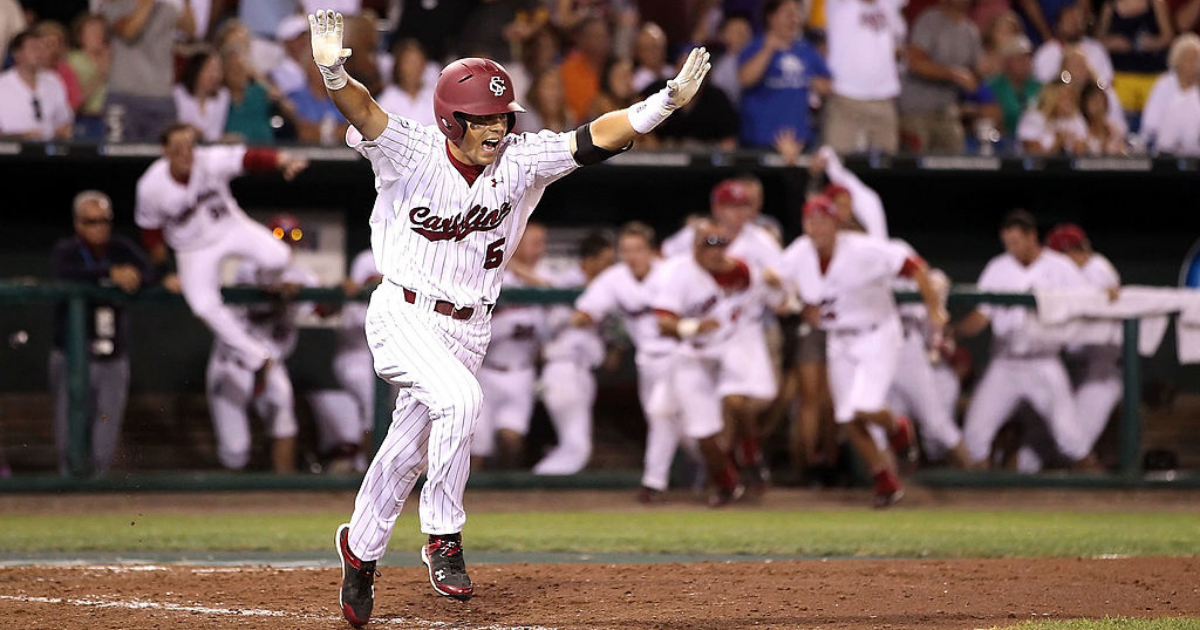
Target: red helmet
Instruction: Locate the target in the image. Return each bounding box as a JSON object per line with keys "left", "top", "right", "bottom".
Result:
{"left": 1045, "top": 223, "right": 1087, "bottom": 252}
{"left": 268, "top": 213, "right": 304, "bottom": 244}
{"left": 710, "top": 179, "right": 752, "bottom": 208}
{"left": 433, "top": 58, "right": 525, "bottom": 143}
{"left": 802, "top": 195, "right": 836, "bottom": 218}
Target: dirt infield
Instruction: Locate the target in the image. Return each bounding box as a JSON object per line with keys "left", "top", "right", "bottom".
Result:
{"left": 0, "top": 557, "right": 1196, "bottom": 630}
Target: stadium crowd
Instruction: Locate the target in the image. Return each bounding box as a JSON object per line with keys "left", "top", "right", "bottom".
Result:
{"left": 0, "top": 0, "right": 1198, "bottom": 154}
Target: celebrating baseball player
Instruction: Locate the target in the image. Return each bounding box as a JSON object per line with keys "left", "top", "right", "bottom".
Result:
{"left": 308, "top": 7, "right": 712, "bottom": 623}
{"left": 778, "top": 196, "right": 947, "bottom": 507}
{"left": 533, "top": 233, "right": 615, "bottom": 476}
{"left": 205, "top": 214, "right": 317, "bottom": 473}
{"left": 1046, "top": 223, "right": 1122, "bottom": 464}
{"left": 954, "top": 210, "right": 1094, "bottom": 469}
{"left": 569, "top": 222, "right": 678, "bottom": 500}
{"left": 135, "top": 124, "right": 309, "bottom": 393}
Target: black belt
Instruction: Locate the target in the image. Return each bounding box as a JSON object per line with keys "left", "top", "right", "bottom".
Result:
{"left": 402, "top": 288, "right": 493, "bottom": 321}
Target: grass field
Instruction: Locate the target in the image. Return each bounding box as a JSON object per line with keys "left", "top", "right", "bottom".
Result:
{"left": 2, "top": 509, "right": 1197, "bottom": 558}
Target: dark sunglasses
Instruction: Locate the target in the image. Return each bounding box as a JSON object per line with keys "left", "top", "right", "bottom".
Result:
{"left": 77, "top": 217, "right": 112, "bottom": 226}
{"left": 701, "top": 235, "right": 730, "bottom": 248}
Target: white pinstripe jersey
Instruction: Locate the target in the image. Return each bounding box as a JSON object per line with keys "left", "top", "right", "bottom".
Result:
{"left": 575, "top": 260, "right": 670, "bottom": 357}
{"left": 348, "top": 114, "right": 580, "bottom": 308}
{"left": 134, "top": 145, "right": 250, "bottom": 252}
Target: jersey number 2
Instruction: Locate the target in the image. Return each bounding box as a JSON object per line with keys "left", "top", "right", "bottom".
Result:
{"left": 484, "top": 238, "right": 506, "bottom": 270}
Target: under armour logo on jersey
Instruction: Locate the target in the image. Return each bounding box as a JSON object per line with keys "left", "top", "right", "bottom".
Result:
{"left": 409, "top": 202, "right": 514, "bottom": 242}
{"left": 490, "top": 177, "right": 501, "bottom": 188}
{"left": 489, "top": 76, "right": 507, "bottom": 97}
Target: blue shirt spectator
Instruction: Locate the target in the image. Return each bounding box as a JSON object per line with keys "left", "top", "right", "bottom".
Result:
{"left": 736, "top": 0, "right": 831, "bottom": 148}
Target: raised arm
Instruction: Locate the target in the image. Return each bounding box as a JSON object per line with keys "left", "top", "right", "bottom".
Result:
{"left": 310, "top": 10, "right": 389, "bottom": 141}
{"left": 910, "top": 263, "right": 949, "bottom": 330}
{"left": 112, "top": 0, "right": 156, "bottom": 42}
{"left": 584, "top": 47, "right": 712, "bottom": 152}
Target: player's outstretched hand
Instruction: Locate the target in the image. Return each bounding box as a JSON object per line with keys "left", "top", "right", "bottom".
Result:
{"left": 665, "top": 47, "right": 711, "bottom": 109}
{"left": 309, "top": 9, "right": 352, "bottom": 68}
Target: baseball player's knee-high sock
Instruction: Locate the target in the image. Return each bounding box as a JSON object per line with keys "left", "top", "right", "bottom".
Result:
{"left": 963, "top": 362, "right": 1023, "bottom": 464}
{"left": 349, "top": 393, "right": 430, "bottom": 561}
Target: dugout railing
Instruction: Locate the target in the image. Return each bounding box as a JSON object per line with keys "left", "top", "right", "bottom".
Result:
{"left": 0, "top": 281, "right": 1191, "bottom": 491}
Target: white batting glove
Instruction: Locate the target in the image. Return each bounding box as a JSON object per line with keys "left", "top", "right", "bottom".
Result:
{"left": 627, "top": 46, "right": 711, "bottom": 134}
{"left": 308, "top": 9, "right": 352, "bottom": 90}
{"left": 665, "top": 47, "right": 712, "bottom": 109}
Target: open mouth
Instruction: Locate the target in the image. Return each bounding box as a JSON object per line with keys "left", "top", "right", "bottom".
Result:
{"left": 481, "top": 138, "right": 500, "bottom": 153}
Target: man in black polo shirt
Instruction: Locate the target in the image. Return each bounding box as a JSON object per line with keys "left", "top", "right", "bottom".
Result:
{"left": 49, "top": 190, "right": 155, "bottom": 475}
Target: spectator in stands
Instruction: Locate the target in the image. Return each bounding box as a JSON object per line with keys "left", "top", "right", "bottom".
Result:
{"left": 561, "top": 16, "right": 612, "bottom": 125}
{"left": 270, "top": 15, "right": 311, "bottom": 98}
{"left": 508, "top": 24, "right": 562, "bottom": 99}
{"left": 988, "top": 35, "right": 1041, "bottom": 137}
{"left": 376, "top": 39, "right": 437, "bottom": 127}
{"left": 175, "top": 50, "right": 230, "bottom": 143}
{"left": 1140, "top": 33, "right": 1200, "bottom": 154}
{"left": 49, "top": 190, "right": 155, "bottom": 476}
{"left": 214, "top": 18, "right": 281, "bottom": 83}
{"left": 1060, "top": 46, "right": 1129, "bottom": 137}
{"left": 1017, "top": 80, "right": 1088, "bottom": 154}
{"left": 1015, "top": 0, "right": 1078, "bottom": 46}
{"left": 222, "top": 49, "right": 277, "bottom": 145}
{"left": 520, "top": 67, "right": 571, "bottom": 132}
{"left": 457, "top": 0, "right": 545, "bottom": 63}
{"left": 899, "top": 0, "right": 984, "bottom": 153}
{"left": 66, "top": 13, "right": 110, "bottom": 140}
{"left": 738, "top": 0, "right": 831, "bottom": 149}
{"left": 288, "top": 49, "right": 348, "bottom": 144}
{"left": 391, "top": 0, "right": 474, "bottom": 62}
{"left": 1171, "top": 0, "right": 1200, "bottom": 35}
{"left": 631, "top": 22, "right": 673, "bottom": 92}
{"left": 237, "top": 0, "right": 297, "bottom": 42}
{"left": 34, "top": 21, "right": 81, "bottom": 113}
{"left": 589, "top": 57, "right": 639, "bottom": 119}
{"left": 640, "top": 73, "right": 740, "bottom": 149}
{"left": 709, "top": 12, "right": 753, "bottom": 106}
{"left": 343, "top": 13, "right": 383, "bottom": 97}
{"left": 1097, "top": 0, "right": 1174, "bottom": 112}
{"left": 978, "top": 10, "right": 1024, "bottom": 79}
{"left": 823, "top": 0, "right": 907, "bottom": 153}
{"left": 0, "top": 0, "right": 24, "bottom": 62}
{"left": 102, "top": 0, "right": 195, "bottom": 142}
{"left": 1032, "top": 6, "right": 1115, "bottom": 86}
{"left": 0, "top": 30, "right": 73, "bottom": 140}
{"left": 1080, "top": 82, "right": 1128, "bottom": 153}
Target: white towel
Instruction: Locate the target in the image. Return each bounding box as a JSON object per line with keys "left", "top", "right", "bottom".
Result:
{"left": 1032, "top": 285, "right": 1200, "bottom": 363}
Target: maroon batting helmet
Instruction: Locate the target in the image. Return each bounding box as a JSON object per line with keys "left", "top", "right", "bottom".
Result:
{"left": 1045, "top": 223, "right": 1087, "bottom": 252}
{"left": 269, "top": 213, "right": 304, "bottom": 244}
{"left": 433, "top": 58, "right": 525, "bottom": 143}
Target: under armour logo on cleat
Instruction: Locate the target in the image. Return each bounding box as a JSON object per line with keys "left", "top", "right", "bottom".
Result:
{"left": 435, "top": 569, "right": 446, "bottom": 581}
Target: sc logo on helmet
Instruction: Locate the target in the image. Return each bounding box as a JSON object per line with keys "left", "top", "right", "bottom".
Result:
{"left": 489, "top": 76, "right": 507, "bottom": 97}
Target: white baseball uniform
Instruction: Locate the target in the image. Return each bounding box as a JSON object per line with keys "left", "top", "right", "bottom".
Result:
{"left": 206, "top": 260, "right": 316, "bottom": 469}
{"left": 1069, "top": 254, "right": 1122, "bottom": 454}
{"left": 346, "top": 114, "right": 583, "bottom": 557}
{"left": 779, "top": 232, "right": 914, "bottom": 424}
{"left": 648, "top": 255, "right": 768, "bottom": 445}
{"left": 888, "top": 278, "right": 963, "bottom": 460}
{"left": 312, "top": 249, "right": 385, "bottom": 457}
{"left": 473, "top": 270, "right": 546, "bottom": 458}
{"left": 962, "top": 250, "right": 1092, "bottom": 464}
{"left": 660, "top": 224, "right": 782, "bottom": 401}
{"left": 819, "top": 148, "right": 889, "bottom": 240}
{"left": 575, "top": 260, "right": 683, "bottom": 491}
{"left": 533, "top": 267, "right": 606, "bottom": 475}
{"left": 135, "top": 144, "right": 291, "bottom": 371}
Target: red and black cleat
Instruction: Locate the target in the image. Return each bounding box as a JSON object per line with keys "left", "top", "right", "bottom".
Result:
{"left": 708, "top": 462, "right": 746, "bottom": 508}
{"left": 872, "top": 468, "right": 905, "bottom": 509}
{"left": 888, "top": 416, "right": 919, "bottom": 468}
{"left": 421, "top": 533, "right": 474, "bottom": 601}
{"left": 335, "top": 524, "right": 377, "bottom": 627}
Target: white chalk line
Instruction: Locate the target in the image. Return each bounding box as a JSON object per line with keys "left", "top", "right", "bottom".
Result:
{"left": 0, "top": 593, "right": 560, "bottom": 630}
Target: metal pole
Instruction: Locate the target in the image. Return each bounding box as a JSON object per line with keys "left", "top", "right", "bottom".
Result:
{"left": 65, "top": 295, "right": 91, "bottom": 476}
{"left": 1118, "top": 318, "right": 1142, "bottom": 477}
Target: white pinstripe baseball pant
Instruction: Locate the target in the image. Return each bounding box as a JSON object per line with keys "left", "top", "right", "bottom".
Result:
{"left": 346, "top": 281, "right": 491, "bottom": 561}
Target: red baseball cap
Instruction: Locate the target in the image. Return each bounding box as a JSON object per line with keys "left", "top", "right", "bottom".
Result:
{"left": 822, "top": 183, "right": 851, "bottom": 200}
{"left": 1045, "top": 223, "right": 1087, "bottom": 252}
{"left": 802, "top": 195, "right": 836, "bottom": 218}
{"left": 710, "top": 179, "right": 753, "bottom": 208}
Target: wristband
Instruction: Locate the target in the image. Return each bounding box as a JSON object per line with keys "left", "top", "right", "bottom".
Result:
{"left": 627, "top": 88, "right": 675, "bottom": 134}
{"left": 318, "top": 60, "right": 348, "bottom": 91}
{"left": 676, "top": 318, "right": 701, "bottom": 339}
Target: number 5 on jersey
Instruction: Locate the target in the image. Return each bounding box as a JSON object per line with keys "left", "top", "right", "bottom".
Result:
{"left": 484, "top": 238, "right": 505, "bottom": 270}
